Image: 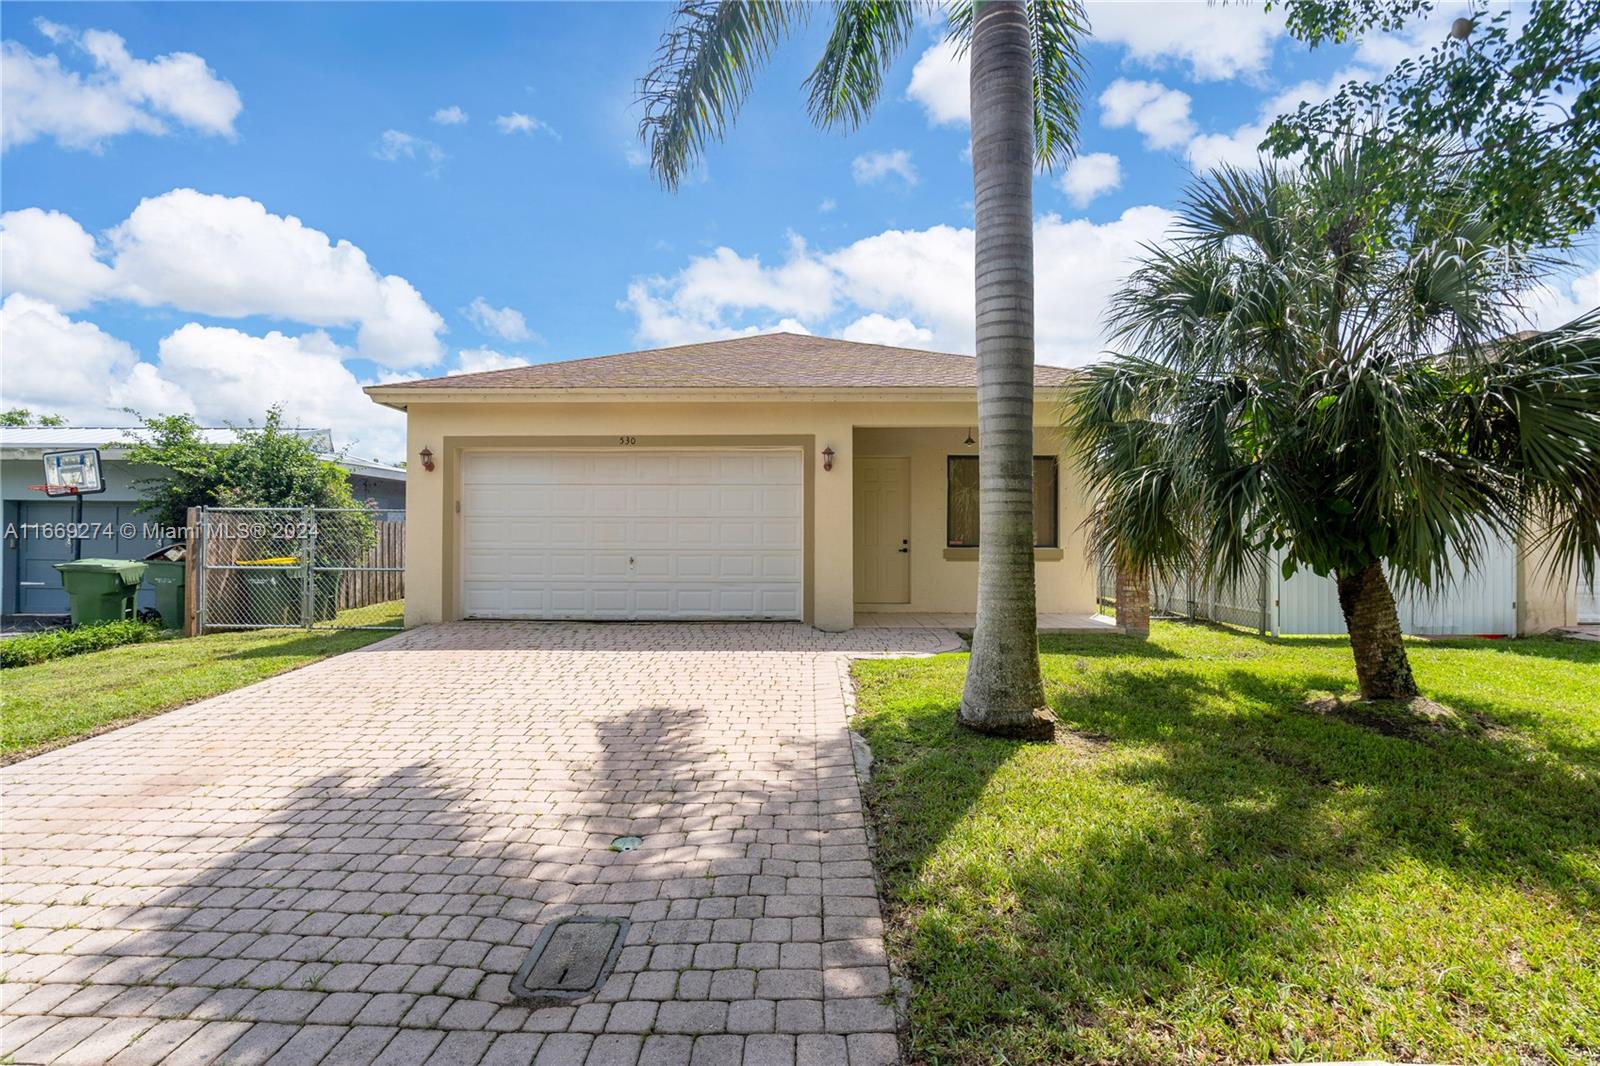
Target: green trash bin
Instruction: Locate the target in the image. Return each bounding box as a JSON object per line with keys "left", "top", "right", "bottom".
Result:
{"left": 54, "top": 559, "right": 147, "bottom": 626}
{"left": 143, "top": 559, "right": 185, "bottom": 630}
{"left": 314, "top": 567, "right": 341, "bottom": 622}
{"left": 238, "top": 557, "right": 300, "bottom": 626}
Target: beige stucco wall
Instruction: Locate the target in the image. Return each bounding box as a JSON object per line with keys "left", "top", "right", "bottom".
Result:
{"left": 396, "top": 395, "right": 1091, "bottom": 631}
{"left": 852, "top": 426, "right": 1095, "bottom": 615}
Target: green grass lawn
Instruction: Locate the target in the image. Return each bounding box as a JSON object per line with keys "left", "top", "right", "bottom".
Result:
{"left": 852, "top": 623, "right": 1600, "bottom": 1066}
{"left": 1, "top": 602, "right": 404, "bottom": 763}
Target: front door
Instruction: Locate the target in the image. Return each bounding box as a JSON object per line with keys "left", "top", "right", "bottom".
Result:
{"left": 854, "top": 457, "right": 910, "bottom": 605}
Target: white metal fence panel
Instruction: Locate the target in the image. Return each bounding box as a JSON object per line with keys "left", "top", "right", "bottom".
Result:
{"left": 1270, "top": 533, "right": 1517, "bottom": 636}
{"left": 1101, "top": 531, "right": 1520, "bottom": 637}
{"left": 1579, "top": 577, "right": 1600, "bottom": 623}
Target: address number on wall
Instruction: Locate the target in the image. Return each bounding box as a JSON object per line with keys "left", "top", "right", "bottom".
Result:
{"left": 618, "top": 436, "right": 638, "bottom": 446}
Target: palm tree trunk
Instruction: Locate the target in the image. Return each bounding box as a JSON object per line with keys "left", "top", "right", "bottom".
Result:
{"left": 1335, "top": 561, "right": 1420, "bottom": 701}
{"left": 959, "top": 0, "right": 1050, "bottom": 740}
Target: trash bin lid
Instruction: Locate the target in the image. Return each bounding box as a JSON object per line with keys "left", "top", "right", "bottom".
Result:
{"left": 54, "top": 558, "right": 149, "bottom": 580}
{"left": 143, "top": 543, "right": 186, "bottom": 562}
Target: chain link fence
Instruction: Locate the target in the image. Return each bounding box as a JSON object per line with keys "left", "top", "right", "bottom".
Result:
{"left": 1098, "top": 550, "right": 1271, "bottom": 634}
{"left": 196, "top": 506, "right": 404, "bottom": 631}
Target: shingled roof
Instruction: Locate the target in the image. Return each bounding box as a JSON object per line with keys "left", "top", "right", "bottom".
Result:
{"left": 380, "top": 333, "right": 1076, "bottom": 391}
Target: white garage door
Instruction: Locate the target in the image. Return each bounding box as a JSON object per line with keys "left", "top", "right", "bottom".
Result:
{"left": 460, "top": 449, "right": 803, "bottom": 620}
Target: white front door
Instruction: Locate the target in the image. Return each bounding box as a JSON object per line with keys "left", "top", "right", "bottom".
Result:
{"left": 460, "top": 449, "right": 803, "bottom": 620}
{"left": 853, "top": 456, "right": 911, "bottom": 605}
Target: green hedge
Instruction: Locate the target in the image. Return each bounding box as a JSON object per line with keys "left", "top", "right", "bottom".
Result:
{"left": 0, "top": 620, "right": 165, "bottom": 669}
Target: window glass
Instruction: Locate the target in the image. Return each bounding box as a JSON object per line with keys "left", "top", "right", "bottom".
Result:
{"left": 946, "top": 456, "right": 1058, "bottom": 548}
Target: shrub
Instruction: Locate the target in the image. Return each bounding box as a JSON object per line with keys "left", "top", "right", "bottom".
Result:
{"left": 0, "top": 621, "right": 165, "bottom": 669}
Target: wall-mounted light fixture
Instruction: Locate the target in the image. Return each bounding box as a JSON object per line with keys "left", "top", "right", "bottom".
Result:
{"left": 821, "top": 446, "right": 835, "bottom": 472}
{"left": 419, "top": 446, "right": 435, "bottom": 472}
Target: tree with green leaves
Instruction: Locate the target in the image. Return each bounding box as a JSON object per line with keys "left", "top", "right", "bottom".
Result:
{"left": 123, "top": 409, "right": 365, "bottom": 534}
{"left": 1267, "top": 0, "right": 1599, "bottom": 246}
{"left": 638, "top": 0, "right": 1089, "bottom": 736}
{"left": 1066, "top": 147, "right": 1600, "bottom": 701}
{"left": 0, "top": 409, "right": 66, "bottom": 427}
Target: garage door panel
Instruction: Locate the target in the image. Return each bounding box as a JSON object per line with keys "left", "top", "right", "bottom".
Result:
{"left": 719, "top": 522, "right": 757, "bottom": 549}
{"left": 460, "top": 449, "right": 803, "bottom": 620}
{"left": 761, "top": 521, "right": 800, "bottom": 549}
{"left": 762, "top": 555, "right": 801, "bottom": 580}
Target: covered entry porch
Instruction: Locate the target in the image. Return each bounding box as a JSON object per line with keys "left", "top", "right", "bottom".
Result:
{"left": 849, "top": 425, "right": 1097, "bottom": 622}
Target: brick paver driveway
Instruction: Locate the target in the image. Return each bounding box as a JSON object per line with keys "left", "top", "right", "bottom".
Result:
{"left": 1, "top": 623, "right": 958, "bottom": 1066}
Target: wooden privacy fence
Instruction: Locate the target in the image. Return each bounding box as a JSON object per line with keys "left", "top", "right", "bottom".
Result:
{"left": 337, "top": 518, "right": 405, "bottom": 610}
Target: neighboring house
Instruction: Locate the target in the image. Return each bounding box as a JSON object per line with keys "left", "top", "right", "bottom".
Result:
{"left": 365, "top": 333, "right": 1093, "bottom": 630}
{"left": 1, "top": 427, "right": 405, "bottom": 617}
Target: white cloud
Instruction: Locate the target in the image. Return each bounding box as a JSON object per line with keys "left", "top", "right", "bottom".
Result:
{"left": 0, "top": 208, "right": 116, "bottom": 311}
{"left": 1086, "top": 1, "right": 1286, "bottom": 81}
{"left": 851, "top": 149, "right": 918, "bottom": 187}
{"left": 0, "top": 293, "right": 408, "bottom": 458}
{"left": 431, "top": 105, "right": 468, "bottom": 125}
{"left": 818, "top": 198, "right": 837, "bottom": 213}
{"left": 34, "top": 19, "right": 71, "bottom": 45}
{"left": 1099, "top": 79, "right": 1195, "bottom": 150}
{"left": 907, "top": 39, "right": 968, "bottom": 126}
{"left": 464, "top": 297, "right": 535, "bottom": 342}
{"left": 451, "top": 348, "right": 531, "bottom": 376}
{"left": 151, "top": 324, "right": 405, "bottom": 460}
{"left": 1059, "top": 152, "right": 1122, "bottom": 207}
{"left": 0, "top": 293, "right": 185, "bottom": 423}
{"left": 627, "top": 236, "right": 838, "bottom": 343}
{"left": 839, "top": 313, "right": 935, "bottom": 348}
{"left": 374, "top": 129, "right": 445, "bottom": 174}
{"left": 622, "top": 207, "right": 1178, "bottom": 365}
{"left": 0, "top": 189, "right": 445, "bottom": 367}
{"left": 1184, "top": 69, "right": 1358, "bottom": 171}
{"left": 1, "top": 21, "right": 241, "bottom": 151}
{"left": 1525, "top": 264, "right": 1600, "bottom": 332}
{"left": 496, "top": 112, "right": 553, "bottom": 136}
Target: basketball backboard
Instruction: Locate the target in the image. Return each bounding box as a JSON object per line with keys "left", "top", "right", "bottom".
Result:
{"left": 41, "top": 448, "right": 106, "bottom": 496}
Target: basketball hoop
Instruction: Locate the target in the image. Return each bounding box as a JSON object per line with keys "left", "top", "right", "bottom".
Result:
{"left": 40, "top": 448, "right": 106, "bottom": 497}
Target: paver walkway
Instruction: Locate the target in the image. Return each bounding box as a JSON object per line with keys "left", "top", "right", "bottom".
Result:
{"left": 1, "top": 622, "right": 959, "bottom": 1066}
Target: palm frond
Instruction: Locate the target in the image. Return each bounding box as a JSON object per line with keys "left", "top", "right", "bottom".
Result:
{"left": 946, "top": 0, "right": 1089, "bottom": 171}
{"left": 804, "top": 1, "right": 917, "bottom": 131}
{"left": 637, "top": 0, "right": 808, "bottom": 190}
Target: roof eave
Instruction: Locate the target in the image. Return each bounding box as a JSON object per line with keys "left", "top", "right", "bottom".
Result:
{"left": 363, "top": 382, "right": 1076, "bottom": 409}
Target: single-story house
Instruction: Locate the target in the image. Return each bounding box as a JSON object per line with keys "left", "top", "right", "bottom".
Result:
{"left": 365, "top": 333, "right": 1096, "bottom": 630}
{"left": 1, "top": 426, "right": 406, "bottom": 618}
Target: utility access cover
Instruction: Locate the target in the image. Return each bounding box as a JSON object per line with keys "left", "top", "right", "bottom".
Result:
{"left": 510, "top": 916, "right": 630, "bottom": 1005}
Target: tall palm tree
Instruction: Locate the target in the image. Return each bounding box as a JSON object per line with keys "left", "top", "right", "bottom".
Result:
{"left": 1067, "top": 147, "right": 1600, "bottom": 701}
{"left": 638, "top": 0, "right": 1089, "bottom": 736}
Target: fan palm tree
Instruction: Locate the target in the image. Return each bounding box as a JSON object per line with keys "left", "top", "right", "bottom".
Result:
{"left": 1066, "top": 146, "right": 1600, "bottom": 701}
{"left": 638, "top": 0, "right": 1089, "bottom": 736}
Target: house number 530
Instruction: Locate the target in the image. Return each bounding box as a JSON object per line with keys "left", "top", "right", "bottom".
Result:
{"left": 618, "top": 436, "right": 637, "bottom": 446}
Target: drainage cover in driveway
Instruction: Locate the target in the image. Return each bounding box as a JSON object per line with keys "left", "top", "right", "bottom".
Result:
{"left": 510, "top": 916, "right": 630, "bottom": 1004}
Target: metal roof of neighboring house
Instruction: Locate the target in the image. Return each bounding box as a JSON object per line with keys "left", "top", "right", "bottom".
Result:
{"left": 0, "top": 427, "right": 405, "bottom": 480}
{"left": 373, "top": 332, "right": 1079, "bottom": 393}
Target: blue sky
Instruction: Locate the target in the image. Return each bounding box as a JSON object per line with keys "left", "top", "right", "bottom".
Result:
{"left": 2, "top": 1, "right": 1595, "bottom": 461}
